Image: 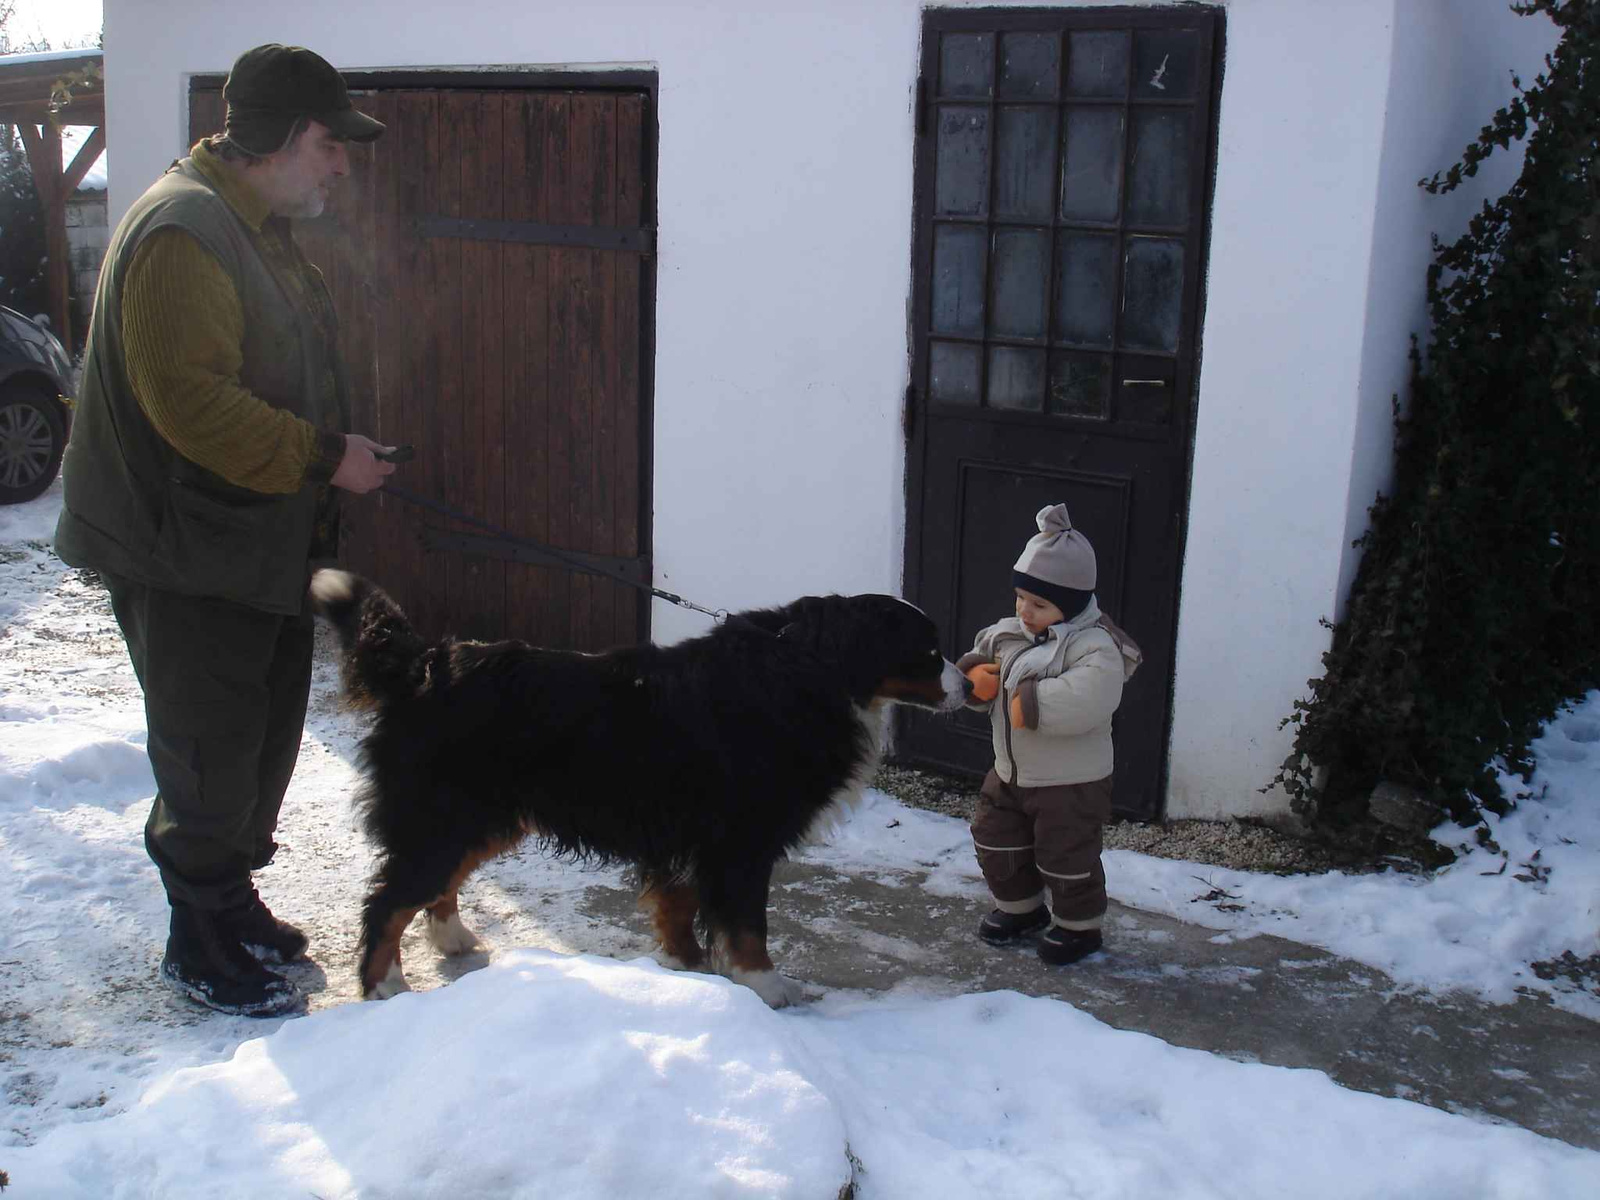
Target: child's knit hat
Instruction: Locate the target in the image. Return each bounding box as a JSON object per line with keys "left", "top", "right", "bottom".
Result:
{"left": 1013, "top": 503, "right": 1096, "bottom": 619}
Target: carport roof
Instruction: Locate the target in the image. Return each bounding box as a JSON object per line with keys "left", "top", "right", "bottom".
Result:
{"left": 0, "top": 48, "right": 103, "bottom": 125}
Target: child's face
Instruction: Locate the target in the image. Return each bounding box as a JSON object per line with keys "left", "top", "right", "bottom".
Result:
{"left": 1014, "top": 588, "right": 1065, "bottom": 635}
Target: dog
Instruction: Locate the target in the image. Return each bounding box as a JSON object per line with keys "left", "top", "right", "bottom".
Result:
{"left": 309, "top": 568, "right": 970, "bottom": 1007}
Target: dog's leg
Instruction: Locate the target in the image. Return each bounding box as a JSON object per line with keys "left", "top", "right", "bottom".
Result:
{"left": 424, "top": 888, "right": 483, "bottom": 956}
{"left": 361, "top": 844, "right": 487, "bottom": 999}
{"left": 700, "top": 866, "right": 803, "bottom": 1009}
{"left": 417, "top": 836, "right": 517, "bottom": 962}
{"left": 711, "top": 929, "right": 802, "bottom": 1009}
{"left": 360, "top": 887, "right": 420, "bottom": 1000}
{"left": 637, "top": 875, "right": 705, "bottom": 970}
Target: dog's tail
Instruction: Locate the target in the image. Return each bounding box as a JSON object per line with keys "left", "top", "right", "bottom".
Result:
{"left": 309, "top": 568, "right": 430, "bottom": 709}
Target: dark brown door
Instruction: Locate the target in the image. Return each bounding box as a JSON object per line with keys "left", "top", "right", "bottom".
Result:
{"left": 900, "top": 9, "right": 1222, "bottom": 819}
{"left": 189, "top": 79, "right": 655, "bottom": 650}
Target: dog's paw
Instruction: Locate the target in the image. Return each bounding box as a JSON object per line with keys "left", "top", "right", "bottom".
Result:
{"left": 424, "top": 911, "right": 482, "bottom": 956}
{"left": 365, "top": 962, "right": 412, "bottom": 1000}
{"left": 730, "top": 968, "right": 804, "bottom": 1009}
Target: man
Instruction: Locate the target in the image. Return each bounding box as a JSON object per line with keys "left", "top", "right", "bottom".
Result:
{"left": 55, "top": 45, "right": 395, "bottom": 1017}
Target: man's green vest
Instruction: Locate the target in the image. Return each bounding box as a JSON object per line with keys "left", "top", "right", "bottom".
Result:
{"left": 55, "top": 157, "right": 343, "bottom": 616}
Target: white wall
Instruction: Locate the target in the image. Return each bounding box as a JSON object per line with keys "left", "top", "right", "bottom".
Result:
{"left": 1339, "top": 0, "right": 1558, "bottom": 610}
{"left": 1167, "top": 0, "right": 1399, "bottom": 819}
{"left": 1166, "top": 0, "right": 1558, "bottom": 820}
{"left": 101, "top": 0, "right": 1553, "bottom": 820}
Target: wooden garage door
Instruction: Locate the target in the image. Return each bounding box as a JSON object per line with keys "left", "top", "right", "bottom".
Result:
{"left": 189, "top": 79, "right": 654, "bottom": 650}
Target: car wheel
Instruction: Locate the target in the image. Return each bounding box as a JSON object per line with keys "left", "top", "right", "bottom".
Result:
{"left": 0, "top": 382, "right": 67, "bottom": 505}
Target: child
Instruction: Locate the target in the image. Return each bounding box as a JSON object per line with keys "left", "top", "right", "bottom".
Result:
{"left": 957, "top": 504, "right": 1140, "bottom": 965}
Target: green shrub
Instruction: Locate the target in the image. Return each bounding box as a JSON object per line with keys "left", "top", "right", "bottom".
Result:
{"left": 1272, "top": 0, "right": 1600, "bottom": 829}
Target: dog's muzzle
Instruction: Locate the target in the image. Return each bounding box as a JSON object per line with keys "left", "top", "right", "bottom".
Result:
{"left": 938, "top": 660, "right": 970, "bottom": 712}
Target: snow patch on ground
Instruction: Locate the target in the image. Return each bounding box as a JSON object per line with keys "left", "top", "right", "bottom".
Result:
{"left": 2, "top": 483, "right": 1598, "bottom": 1195}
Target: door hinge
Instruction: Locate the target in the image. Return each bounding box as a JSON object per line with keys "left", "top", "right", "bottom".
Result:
{"left": 416, "top": 216, "right": 655, "bottom": 257}
{"left": 915, "top": 76, "right": 930, "bottom": 137}
{"left": 903, "top": 382, "right": 918, "bottom": 440}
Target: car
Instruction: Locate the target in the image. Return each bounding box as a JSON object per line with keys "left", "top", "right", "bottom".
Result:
{"left": 0, "top": 304, "right": 75, "bottom": 504}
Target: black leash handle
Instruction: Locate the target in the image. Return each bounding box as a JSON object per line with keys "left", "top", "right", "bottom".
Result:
{"left": 379, "top": 481, "right": 726, "bottom": 621}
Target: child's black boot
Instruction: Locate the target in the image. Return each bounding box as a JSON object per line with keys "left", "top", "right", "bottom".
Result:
{"left": 1037, "top": 925, "right": 1103, "bottom": 965}
{"left": 977, "top": 906, "right": 1050, "bottom": 945}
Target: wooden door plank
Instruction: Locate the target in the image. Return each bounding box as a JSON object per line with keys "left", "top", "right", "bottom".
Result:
{"left": 453, "top": 92, "right": 507, "bottom": 640}
{"left": 434, "top": 92, "right": 468, "bottom": 635}
{"left": 296, "top": 90, "right": 392, "bottom": 601}
{"left": 543, "top": 93, "right": 578, "bottom": 647}
{"left": 582, "top": 94, "right": 620, "bottom": 650}
{"left": 613, "top": 94, "right": 645, "bottom": 645}
{"left": 364, "top": 90, "right": 404, "bottom": 595}
{"left": 503, "top": 93, "right": 555, "bottom": 646}
{"left": 325, "top": 109, "right": 381, "bottom": 586}
{"left": 390, "top": 91, "right": 439, "bottom": 634}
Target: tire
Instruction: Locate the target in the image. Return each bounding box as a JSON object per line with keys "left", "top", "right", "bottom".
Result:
{"left": 0, "top": 382, "right": 67, "bottom": 505}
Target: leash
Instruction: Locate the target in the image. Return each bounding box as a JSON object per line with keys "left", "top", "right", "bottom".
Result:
{"left": 377, "top": 476, "right": 729, "bottom": 624}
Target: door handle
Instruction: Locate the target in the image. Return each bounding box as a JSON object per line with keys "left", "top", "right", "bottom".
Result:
{"left": 1122, "top": 379, "right": 1167, "bottom": 387}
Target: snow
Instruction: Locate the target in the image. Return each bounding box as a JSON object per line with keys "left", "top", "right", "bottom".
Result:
{"left": 815, "top": 746, "right": 1600, "bottom": 1022}
{"left": 0, "top": 49, "right": 100, "bottom": 68}
{"left": 2, "top": 480, "right": 1598, "bottom": 1197}
{"left": 60, "top": 125, "right": 106, "bottom": 192}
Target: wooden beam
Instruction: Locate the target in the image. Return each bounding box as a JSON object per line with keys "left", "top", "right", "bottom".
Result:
{"left": 0, "top": 99, "right": 105, "bottom": 125}
{"left": 14, "top": 120, "right": 54, "bottom": 205}
{"left": 15, "top": 120, "right": 73, "bottom": 349}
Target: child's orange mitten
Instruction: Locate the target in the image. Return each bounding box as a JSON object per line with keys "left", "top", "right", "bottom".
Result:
{"left": 964, "top": 661, "right": 1000, "bottom": 702}
{"left": 1009, "top": 681, "right": 1039, "bottom": 730}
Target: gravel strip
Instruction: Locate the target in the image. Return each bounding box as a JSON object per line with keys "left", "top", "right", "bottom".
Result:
{"left": 873, "top": 762, "right": 1358, "bottom": 876}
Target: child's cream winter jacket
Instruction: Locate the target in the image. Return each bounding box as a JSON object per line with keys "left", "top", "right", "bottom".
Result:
{"left": 958, "top": 599, "right": 1137, "bottom": 787}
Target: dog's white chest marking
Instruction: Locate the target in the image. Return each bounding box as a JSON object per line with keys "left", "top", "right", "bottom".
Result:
{"left": 799, "top": 703, "right": 884, "bottom": 846}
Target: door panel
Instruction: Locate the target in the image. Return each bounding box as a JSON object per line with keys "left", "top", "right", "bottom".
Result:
{"left": 902, "top": 8, "right": 1223, "bottom": 820}
{"left": 188, "top": 82, "right": 654, "bottom": 650}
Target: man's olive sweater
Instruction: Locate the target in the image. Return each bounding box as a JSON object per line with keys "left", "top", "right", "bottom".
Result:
{"left": 56, "top": 141, "right": 351, "bottom": 615}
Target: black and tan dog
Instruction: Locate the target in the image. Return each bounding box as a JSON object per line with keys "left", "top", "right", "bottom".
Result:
{"left": 310, "top": 568, "right": 969, "bottom": 1007}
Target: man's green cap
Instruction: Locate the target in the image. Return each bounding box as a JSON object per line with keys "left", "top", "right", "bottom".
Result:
{"left": 223, "top": 43, "right": 385, "bottom": 154}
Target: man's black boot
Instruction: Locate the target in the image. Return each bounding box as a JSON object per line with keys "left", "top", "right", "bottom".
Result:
{"left": 161, "top": 904, "right": 304, "bottom": 1017}
{"left": 222, "top": 890, "right": 310, "bottom": 964}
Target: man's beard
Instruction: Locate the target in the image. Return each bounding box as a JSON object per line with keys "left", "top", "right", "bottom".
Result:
{"left": 286, "top": 186, "right": 328, "bottom": 220}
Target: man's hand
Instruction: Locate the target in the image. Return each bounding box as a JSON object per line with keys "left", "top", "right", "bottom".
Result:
{"left": 965, "top": 661, "right": 1000, "bottom": 703}
{"left": 330, "top": 434, "right": 397, "bottom": 494}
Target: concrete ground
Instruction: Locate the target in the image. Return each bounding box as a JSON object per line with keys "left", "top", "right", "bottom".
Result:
{"left": 576, "top": 857, "right": 1600, "bottom": 1152}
